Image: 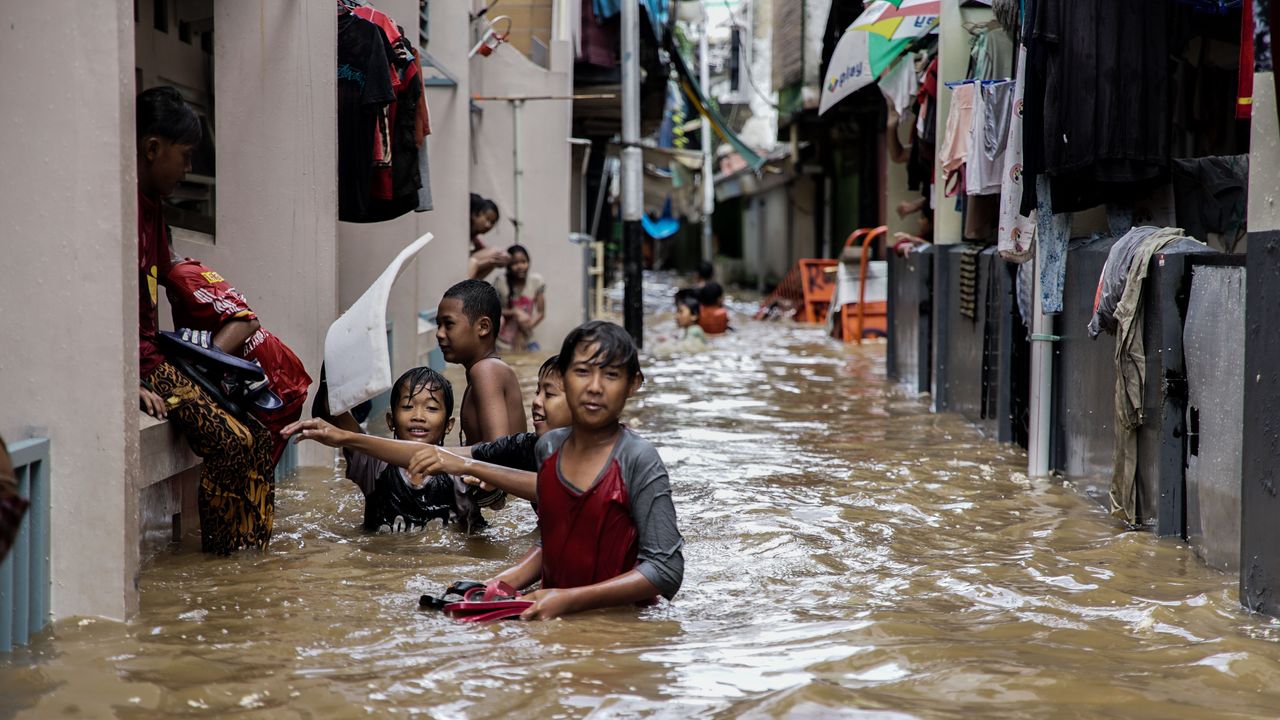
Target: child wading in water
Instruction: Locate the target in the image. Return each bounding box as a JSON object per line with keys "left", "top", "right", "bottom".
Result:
{"left": 674, "top": 292, "right": 709, "bottom": 348}
{"left": 411, "top": 355, "right": 570, "bottom": 500}
{"left": 284, "top": 368, "right": 484, "bottom": 532}
{"left": 490, "top": 244, "right": 545, "bottom": 352}
{"left": 438, "top": 321, "right": 685, "bottom": 619}
{"left": 436, "top": 280, "right": 526, "bottom": 446}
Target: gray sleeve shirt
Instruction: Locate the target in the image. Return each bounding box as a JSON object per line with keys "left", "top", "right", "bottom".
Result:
{"left": 535, "top": 427, "right": 685, "bottom": 600}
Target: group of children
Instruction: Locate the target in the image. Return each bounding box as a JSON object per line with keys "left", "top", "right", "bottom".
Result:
{"left": 282, "top": 279, "right": 684, "bottom": 620}
{"left": 136, "top": 85, "right": 685, "bottom": 618}
{"left": 667, "top": 262, "right": 731, "bottom": 350}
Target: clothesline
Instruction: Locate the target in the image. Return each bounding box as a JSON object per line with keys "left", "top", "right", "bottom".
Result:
{"left": 944, "top": 78, "right": 1011, "bottom": 90}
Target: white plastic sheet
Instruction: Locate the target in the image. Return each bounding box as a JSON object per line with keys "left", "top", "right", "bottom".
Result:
{"left": 324, "top": 232, "right": 434, "bottom": 414}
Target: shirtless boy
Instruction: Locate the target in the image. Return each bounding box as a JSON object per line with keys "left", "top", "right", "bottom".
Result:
{"left": 436, "top": 279, "right": 526, "bottom": 445}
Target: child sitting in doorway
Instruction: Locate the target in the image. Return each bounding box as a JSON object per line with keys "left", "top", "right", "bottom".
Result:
{"left": 451, "top": 321, "right": 685, "bottom": 620}
{"left": 490, "top": 244, "right": 546, "bottom": 352}
{"left": 283, "top": 368, "right": 483, "bottom": 532}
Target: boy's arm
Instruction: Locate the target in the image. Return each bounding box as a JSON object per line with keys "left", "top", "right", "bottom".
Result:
{"left": 212, "top": 317, "right": 261, "bottom": 355}
{"left": 490, "top": 545, "right": 543, "bottom": 591}
{"left": 408, "top": 447, "right": 537, "bottom": 500}
{"left": 521, "top": 570, "right": 661, "bottom": 620}
{"left": 311, "top": 375, "right": 363, "bottom": 435}
{"left": 281, "top": 418, "right": 427, "bottom": 469}
{"left": 624, "top": 443, "right": 685, "bottom": 599}
{"left": 468, "top": 361, "right": 521, "bottom": 441}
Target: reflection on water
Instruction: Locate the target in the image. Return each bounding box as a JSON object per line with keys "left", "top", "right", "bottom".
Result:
{"left": 5, "top": 302, "right": 1280, "bottom": 718}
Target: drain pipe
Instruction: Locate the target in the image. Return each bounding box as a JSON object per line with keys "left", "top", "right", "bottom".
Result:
{"left": 1028, "top": 238, "right": 1055, "bottom": 478}
{"left": 512, "top": 98, "right": 524, "bottom": 244}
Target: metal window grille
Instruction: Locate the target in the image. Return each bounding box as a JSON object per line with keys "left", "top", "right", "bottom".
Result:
{"left": 0, "top": 438, "right": 51, "bottom": 652}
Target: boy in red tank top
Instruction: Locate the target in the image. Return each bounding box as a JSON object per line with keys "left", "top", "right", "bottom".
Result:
{"left": 488, "top": 321, "right": 685, "bottom": 620}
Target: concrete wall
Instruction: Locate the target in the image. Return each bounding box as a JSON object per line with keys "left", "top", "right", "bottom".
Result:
{"left": 173, "top": 2, "right": 339, "bottom": 469}
{"left": 0, "top": 0, "right": 139, "bottom": 620}
{"left": 1049, "top": 238, "right": 1116, "bottom": 498}
{"left": 415, "top": 0, "right": 473, "bottom": 363}
{"left": 469, "top": 30, "right": 581, "bottom": 350}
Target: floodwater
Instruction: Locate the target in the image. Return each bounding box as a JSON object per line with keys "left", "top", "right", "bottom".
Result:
{"left": 6, "top": 292, "right": 1280, "bottom": 719}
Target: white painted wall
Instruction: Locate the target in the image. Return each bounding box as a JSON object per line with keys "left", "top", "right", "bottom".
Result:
{"left": 0, "top": 0, "right": 138, "bottom": 620}
{"left": 416, "top": 0, "right": 473, "bottom": 354}
{"left": 166, "top": 2, "right": 339, "bottom": 469}
{"left": 469, "top": 34, "right": 581, "bottom": 352}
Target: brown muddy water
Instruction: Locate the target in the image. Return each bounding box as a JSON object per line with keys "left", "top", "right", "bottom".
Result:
{"left": 5, "top": 306, "right": 1280, "bottom": 718}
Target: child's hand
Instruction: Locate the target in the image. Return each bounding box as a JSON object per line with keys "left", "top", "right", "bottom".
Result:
{"left": 519, "top": 588, "right": 577, "bottom": 621}
{"left": 139, "top": 386, "right": 169, "bottom": 419}
{"left": 280, "top": 418, "right": 346, "bottom": 447}
{"left": 408, "top": 446, "right": 468, "bottom": 478}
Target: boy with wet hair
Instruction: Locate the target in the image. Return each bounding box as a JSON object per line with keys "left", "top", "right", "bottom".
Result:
{"left": 486, "top": 321, "right": 685, "bottom": 620}
{"left": 409, "top": 355, "right": 570, "bottom": 500}
{"left": 284, "top": 368, "right": 481, "bottom": 532}
{"left": 436, "top": 279, "right": 527, "bottom": 446}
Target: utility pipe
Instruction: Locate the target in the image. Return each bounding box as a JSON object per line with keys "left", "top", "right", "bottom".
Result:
{"left": 699, "top": 0, "right": 715, "bottom": 265}
{"left": 621, "top": 0, "right": 644, "bottom": 346}
{"left": 1028, "top": 237, "right": 1054, "bottom": 478}
{"left": 512, "top": 98, "right": 524, "bottom": 244}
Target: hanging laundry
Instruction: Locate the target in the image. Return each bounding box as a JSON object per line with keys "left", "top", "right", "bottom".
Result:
{"left": 351, "top": 5, "right": 427, "bottom": 223}
{"left": 337, "top": 11, "right": 396, "bottom": 223}
{"left": 967, "top": 81, "right": 1013, "bottom": 197}
{"left": 939, "top": 82, "right": 975, "bottom": 197}
{"left": 1108, "top": 227, "right": 1205, "bottom": 526}
{"left": 997, "top": 48, "right": 1035, "bottom": 263}
{"left": 1023, "top": 0, "right": 1175, "bottom": 214}
{"left": 880, "top": 52, "right": 920, "bottom": 117}
{"left": 1171, "top": 155, "right": 1249, "bottom": 253}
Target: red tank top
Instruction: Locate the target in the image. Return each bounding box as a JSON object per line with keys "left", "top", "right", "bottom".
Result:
{"left": 537, "top": 450, "right": 642, "bottom": 592}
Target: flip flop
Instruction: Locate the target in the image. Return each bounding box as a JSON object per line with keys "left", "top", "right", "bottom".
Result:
{"left": 443, "top": 599, "right": 533, "bottom": 615}
{"left": 450, "top": 604, "right": 533, "bottom": 623}
{"left": 419, "top": 580, "right": 486, "bottom": 610}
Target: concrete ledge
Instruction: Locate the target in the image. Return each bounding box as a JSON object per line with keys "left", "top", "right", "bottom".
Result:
{"left": 138, "top": 414, "right": 201, "bottom": 492}
{"left": 138, "top": 414, "right": 203, "bottom": 556}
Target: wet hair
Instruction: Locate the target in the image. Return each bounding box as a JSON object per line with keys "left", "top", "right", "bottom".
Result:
{"left": 136, "top": 86, "right": 202, "bottom": 145}
{"left": 538, "top": 354, "right": 561, "bottom": 380}
{"left": 469, "top": 192, "right": 500, "bottom": 220}
{"left": 442, "top": 278, "right": 502, "bottom": 330}
{"left": 677, "top": 294, "right": 701, "bottom": 318}
{"left": 556, "top": 321, "right": 641, "bottom": 380}
{"left": 697, "top": 261, "right": 715, "bottom": 281}
{"left": 390, "top": 367, "right": 454, "bottom": 420}
{"left": 699, "top": 281, "right": 724, "bottom": 307}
